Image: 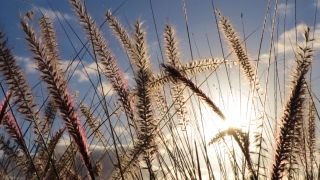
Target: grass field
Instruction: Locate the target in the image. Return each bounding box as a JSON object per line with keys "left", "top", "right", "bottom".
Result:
{"left": 0, "top": 0, "right": 319, "bottom": 179}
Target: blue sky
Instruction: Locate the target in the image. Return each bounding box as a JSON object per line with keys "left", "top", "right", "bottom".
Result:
{"left": 1, "top": 0, "right": 319, "bottom": 116}
{"left": 2, "top": 0, "right": 319, "bottom": 61}
{"left": 0, "top": 0, "right": 319, "bottom": 137}
{"left": 1, "top": 0, "right": 319, "bottom": 78}
{"left": 1, "top": 0, "right": 320, "bottom": 178}
{"left": 1, "top": 0, "right": 320, "bottom": 148}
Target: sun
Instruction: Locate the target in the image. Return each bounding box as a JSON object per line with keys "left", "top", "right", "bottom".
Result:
{"left": 224, "top": 106, "right": 251, "bottom": 130}
{"left": 200, "top": 91, "right": 256, "bottom": 139}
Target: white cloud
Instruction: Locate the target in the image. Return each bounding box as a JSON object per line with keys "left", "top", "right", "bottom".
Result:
{"left": 73, "top": 62, "right": 101, "bottom": 82}
{"left": 259, "top": 53, "right": 269, "bottom": 59}
{"left": 114, "top": 126, "right": 129, "bottom": 136}
{"left": 39, "top": 7, "right": 73, "bottom": 21}
{"left": 277, "top": 3, "right": 294, "bottom": 15}
{"left": 259, "top": 53, "right": 270, "bottom": 63}
{"left": 74, "top": 62, "right": 132, "bottom": 82}
{"left": 60, "top": 60, "right": 78, "bottom": 72}
{"left": 14, "top": 56, "right": 132, "bottom": 97}
{"left": 15, "top": 57, "right": 83, "bottom": 76}
{"left": 74, "top": 69, "right": 88, "bottom": 82}
{"left": 276, "top": 23, "right": 320, "bottom": 53}
{"left": 59, "top": 60, "right": 111, "bottom": 83}
{"left": 15, "top": 56, "right": 37, "bottom": 73}
{"left": 98, "top": 81, "right": 114, "bottom": 96}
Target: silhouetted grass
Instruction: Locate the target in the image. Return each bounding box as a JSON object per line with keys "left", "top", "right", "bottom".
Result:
{"left": 0, "top": 1, "right": 319, "bottom": 179}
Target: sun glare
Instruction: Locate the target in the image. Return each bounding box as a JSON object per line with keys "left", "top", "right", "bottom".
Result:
{"left": 201, "top": 90, "right": 256, "bottom": 142}
{"left": 225, "top": 106, "right": 251, "bottom": 130}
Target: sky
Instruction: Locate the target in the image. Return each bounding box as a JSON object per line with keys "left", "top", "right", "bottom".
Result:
{"left": 1, "top": 0, "right": 320, "bottom": 89}
{"left": 1, "top": 0, "right": 320, "bottom": 179}
{"left": 1, "top": 0, "right": 318, "bottom": 127}
{"left": 1, "top": 1, "right": 319, "bottom": 67}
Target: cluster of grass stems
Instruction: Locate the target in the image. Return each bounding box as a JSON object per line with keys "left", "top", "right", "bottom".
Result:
{"left": 0, "top": 0, "right": 319, "bottom": 179}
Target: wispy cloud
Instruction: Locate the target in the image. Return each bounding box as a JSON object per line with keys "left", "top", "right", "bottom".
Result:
{"left": 14, "top": 57, "right": 130, "bottom": 97}
{"left": 98, "top": 81, "right": 115, "bottom": 96}
{"left": 113, "top": 126, "right": 130, "bottom": 138}
{"left": 15, "top": 56, "right": 37, "bottom": 74}
{"left": 73, "top": 62, "right": 101, "bottom": 82}
{"left": 277, "top": 3, "right": 294, "bottom": 15}
{"left": 73, "top": 61, "right": 130, "bottom": 83}
{"left": 39, "top": 7, "right": 73, "bottom": 21}
{"left": 276, "top": 23, "right": 320, "bottom": 53}
{"left": 60, "top": 60, "right": 80, "bottom": 72}
{"left": 259, "top": 53, "right": 271, "bottom": 63}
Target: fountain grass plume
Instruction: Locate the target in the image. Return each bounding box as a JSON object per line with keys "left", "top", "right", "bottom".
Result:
{"left": 162, "top": 63, "right": 226, "bottom": 120}
{"left": 271, "top": 27, "right": 314, "bottom": 180}
{"left": 20, "top": 17, "right": 95, "bottom": 180}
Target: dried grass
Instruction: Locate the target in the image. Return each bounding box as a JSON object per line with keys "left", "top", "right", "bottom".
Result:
{"left": 0, "top": 2, "right": 318, "bottom": 180}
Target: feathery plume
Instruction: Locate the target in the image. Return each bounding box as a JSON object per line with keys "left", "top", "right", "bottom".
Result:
{"left": 79, "top": 103, "right": 105, "bottom": 144}
{"left": 31, "top": 128, "right": 65, "bottom": 179}
{"left": 20, "top": 18, "right": 95, "bottom": 180}
{"left": 112, "top": 20, "right": 158, "bottom": 179}
{"left": 164, "top": 24, "right": 188, "bottom": 130}
{"left": 39, "top": 16, "right": 61, "bottom": 68}
{"left": 70, "top": 0, "right": 135, "bottom": 128}
{"left": 164, "top": 24, "right": 182, "bottom": 67}
{"left": 162, "top": 64, "right": 225, "bottom": 120}
{"left": 307, "top": 100, "right": 316, "bottom": 179}
{"left": 25, "top": 11, "right": 34, "bottom": 21}
{"left": 150, "top": 58, "right": 230, "bottom": 88}
{"left": 2, "top": 110, "right": 28, "bottom": 158}
{"left": 0, "top": 94, "right": 30, "bottom": 166}
{"left": 182, "top": 58, "right": 232, "bottom": 74}
{"left": 38, "top": 128, "right": 65, "bottom": 167}
{"left": 216, "top": 9, "right": 260, "bottom": 92}
{"left": 131, "top": 20, "right": 157, "bottom": 179}
{"left": 93, "top": 161, "right": 103, "bottom": 177}
{"left": 271, "top": 27, "right": 313, "bottom": 180}
{"left": 45, "top": 142, "right": 78, "bottom": 179}
{"left": 0, "top": 30, "right": 46, "bottom": 174}
{"left": 0, "top": 28, "right": 38, "bottom": 122}
{"left": 41, "top": 100, "right": 57, "bottom": 138}
{"left": 0, "top": 93, "right": 10, "bottom": 124}
{"left": 106, "top": 10, "right": 138, "bottom": 61}
{"left": 208, "top": 127, "right": 256, "bottom": 179}
{"left": 0, "top": 135, "right": 25, "bottom": 177}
